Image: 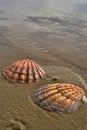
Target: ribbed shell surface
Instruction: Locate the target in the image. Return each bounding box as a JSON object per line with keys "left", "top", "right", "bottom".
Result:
{"left": 2, "top": 59, "right": 46, "bottom": 83}
{"left": 34, "top": 83, "right": 85, "bottom": 113}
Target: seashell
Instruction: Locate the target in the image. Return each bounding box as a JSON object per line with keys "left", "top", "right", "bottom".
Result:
{"left": 34, "top": 83, "right": 87, "bottom": 113}
{"left": 2, "top": 59, "right": 46, "bottom": 83}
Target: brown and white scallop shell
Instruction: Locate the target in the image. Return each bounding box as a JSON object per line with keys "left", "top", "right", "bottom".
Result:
{"left": 34, "top": 83, "right": 87, "bottom": 113}
{"left": 2, "top": 59, "right": 46, "bottom": 83}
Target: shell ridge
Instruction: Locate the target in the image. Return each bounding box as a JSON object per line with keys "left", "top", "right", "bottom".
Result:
{"left": 31, "top": 61, "right": 39, "bottom": 82}
{"left": 28, "top": 60, "right": 33, "bottom": 82}
{"left": 34, "top": 63, "right": 44, "bottom": 78}
{"left": 16, "top": 60, "right": 26, "bottom": 74}
{"left": 35, "top": 91, "right": 60, "bottom": 103}
{"left": 36, "top": 84, "right": 59, "bottom": 92}
{"left": 16, "top": 60, "right": 27, "bottom": 83}
{"left": 40, "top": 93, "right": 63, "bottom": 108}
{"left": 36, "top": 86, "right": 57, "bottom": 95}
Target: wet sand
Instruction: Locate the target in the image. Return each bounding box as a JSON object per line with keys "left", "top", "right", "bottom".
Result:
{"left": 0, "top": 32, "right": 87, "bottom": 130}
{"left": 0, "top": 0, "right": 87, "bottom": 130}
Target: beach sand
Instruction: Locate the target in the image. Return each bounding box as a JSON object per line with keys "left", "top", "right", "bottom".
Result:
{"left": 0, "top": 33, "right": 87, "bottom": 130}
{"left": 0, "top": 0, "right": 87, "bottom": 129}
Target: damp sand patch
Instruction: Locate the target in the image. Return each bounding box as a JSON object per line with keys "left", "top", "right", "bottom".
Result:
{"left": 44, "top": 66, "right": 87, "bottom": 90}
{"left": 0, "top": 66, "right": 87, "bottom": 130}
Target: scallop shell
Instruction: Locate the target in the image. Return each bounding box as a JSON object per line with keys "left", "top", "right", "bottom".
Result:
{"left": 34, "top": 83, "right": 86, "bottom": 113}
{"left": 2, "top": 59, "right": 46, "bottom": 83}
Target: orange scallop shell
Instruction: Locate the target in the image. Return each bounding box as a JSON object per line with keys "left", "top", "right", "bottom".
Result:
{"left": 34, "top": 83, "right": 86, "bottom": 113}
{"left": 2, "top": 59, "right": 46, "bottom": 83}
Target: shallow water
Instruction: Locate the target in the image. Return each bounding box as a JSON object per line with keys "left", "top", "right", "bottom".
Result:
{"left": 0, "top": 0, "right": 87, "bottom": 130}
{"left": 0, "top": 0, "right": 87, "bottom": 78}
